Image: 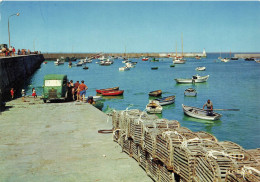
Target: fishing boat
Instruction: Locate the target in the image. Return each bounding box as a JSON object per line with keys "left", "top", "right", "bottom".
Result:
{"left": 175, "top": 75, "right": 209, "bottom": 84}
{"left": 101, "top": 90, "right": 124, "bottom": 96}
{"left": 173, "top": 34, "right": 186, "bottom": 64}
{"left": 142, "top": 57, "right": 149, "bottom": 61}
{"left": 170, "top": 64, "right": 175, "bottom": 67}
{"left": 154, "top": 95, "right": 175, "bottom": 106}
{"left": 195, "top": 66, "right": 206, "bottom": 71}
{"left": 151, "top": 67, "right": 158, "bottom": 70}
{"left": 54, "top": 59, "right": 65, "bottom": 66}
{"left": 83, "top": 66, "right": 89, "bottom": 70}
{"left": 221, "top": 58, "right": 230, "bottom": 62}
{"left": 96, "top": 87, "right": 119, "bottom": 94}
{"left": 255, "top": 60, "right": 260, "bottom": 63}
{"left": 245, "top": 58, "right": 255, "bottom": 61}
{"left": 119, "top": 66, "right": 130, "bottom": 71}
{"left": 150, "top": 58, "right": 159, "bottom": 62}
{"left": 184, "top": 88, "right": 197, "bottom": 97}
{"left": 182, "top": 104, "right": 222, "bottom": 121}
{"left": 125, "top": 62, "right": 134, "bottom": 68}
{"left": 149, "top": 90, "right": 162, "bottom": 97}
{"left": 195, "top": 56, "right": 201, "bottom": 60}
{"left": 146, "top": 100, "right": 163, "bottom": 114}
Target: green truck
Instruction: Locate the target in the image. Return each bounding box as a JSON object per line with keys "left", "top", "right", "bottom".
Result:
{"left": 42, "top": 74, "right": 68, "bottom": 103}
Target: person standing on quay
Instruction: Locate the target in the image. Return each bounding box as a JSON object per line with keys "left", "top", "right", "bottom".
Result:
{"left": 12, "top": 47, "right": 15, "bottom": 56}
{"left": 73, "top": 81, "right": 80, "bottom": 100}
{"left": 79, "top": 80, "right": 88, "bottom": 102}
{"left": 32, "top": 88, "right": 37, "bottom": 100}
{"left": 21, "top": 89, "right": 26, "bottom": 102}
{"left": 10, "top": 88, "right": 14, "bottom": 99}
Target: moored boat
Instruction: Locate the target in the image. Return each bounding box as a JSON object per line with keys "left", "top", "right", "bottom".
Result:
{"left": 175, "top": 75, "right": 209, "bottom": 84}
{"left": 182, "top": 104, "right": 222, "bottom": 121}
{"left": 101, "top": 90, "right": 124, "bottom": 96}
{"left": 221, "top": 58, "right": 230, "bottom": 62}
{"left": 96, "top": 87, "right": 119, "bottom": 94}
{"left": 142, "top": 57, "right": 149, "bottom": 61}
{"left": 195, "top": 66, "right": 206, "bottom": 71}
{"left": 154, "top": 95, "right": 175, "bottom": 106}
{"left": 146, "top": 100, "right": 163, "bottom": 114}
{"left": 149, "top": 90, "right": 162, "bottom": 97}
{"left": 83, "top": 66, "right": 89, "bottom": 70}
{"left": 151, "top": 67, "right": 158, "bottom": 70}
{"left": 184, "top": 88, "right": 197, "bottom": 97}
{"left": 119, "top": 66, "right": 130, "bottom": 71}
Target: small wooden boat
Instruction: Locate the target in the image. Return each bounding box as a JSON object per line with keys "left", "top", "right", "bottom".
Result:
{"left": 96, "top": 87, "right": 119, "bottom": 94}
{"left": 245, "top": 58, "right": 255, "bottom": 61}
{"left": 170, "top": 64, "right": 175, "bottom": 67}
{"left": 149, "top": 90, "right": 162, "bottom": 97}
{"left": 101, "top": 90, "right": 124, "bottom": 96}
{"left": 142, "top": 57, "right": 149, "bottom": 61}
{"left": 175, "top": 75, "right": 209, "bottom": 84}
{"left": 151, "top": 67, "right": 158, "bottom": 70}
{"left": 119, "top": 66, "right": 130, "bottom": 71}
{"left": 146, "top": 100, "right": 163, "bottom": 114}
{"left": 182, "top": 104, "right": 222, "bottom": 121}
{"left": 150, "top": 58, "right": 159, "bottom": 62}
{"left": 195, "top": 56, "right": 201, "bottom": 59}
{"left": 195, "top": 67, "right": 206, "bottom": 71}
{"left": 184, "top": 88, "right": 197, "bottom": 97}
{"left": 154, "top": 95, "right": 175, "bottom": 106}
{"left": 83, "top": 66, "right": 89, "bottom": 70}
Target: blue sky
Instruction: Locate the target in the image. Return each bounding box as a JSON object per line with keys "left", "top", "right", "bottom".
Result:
{"left": 0, "top": 1, "right": 259, "bottom": 53}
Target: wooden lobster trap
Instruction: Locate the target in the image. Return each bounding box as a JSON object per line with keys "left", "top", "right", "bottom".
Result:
{"left": 173, "top": 143, "right": 204, "bottom": 182}
{"left": 146, "top": 152, "right": 160, "bottom": 181}
{"left": 131, "top": 140, "right": 140, "bottom": 162}
{"left": 112, "top": 110, "right": 124, "bottom": 130}
{"left": 121, "top": 135, "right": 132, "bottom": 156}
{"left": 154, "top": 119, "right": 180, "bottom": 130}
{"left": 225, "top": 165, "right": 260, "bottom": 182}
{"left": 139, "top": 146, "right": 148, "bottom": 170}
{"left": 247, "top": 148, "right": 260, "bottom": 164}
{"left": 155, "top": 127, "right": 195, "bottom": 170}
{"left": 193, "top": 149, "right": 238, "bottom": 182}
{"left": 195, "top": 131, "right": 218, "bottom": 142}
{"left": 158, "top": 163, "right": 176, "bottom": 182}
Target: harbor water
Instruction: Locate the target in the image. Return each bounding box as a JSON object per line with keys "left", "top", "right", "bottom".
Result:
{"left": 25, "top": 53, "right": 260, "bottom": 149}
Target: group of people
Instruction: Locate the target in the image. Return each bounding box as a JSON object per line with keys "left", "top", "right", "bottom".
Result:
{"left": 10, "top": 88, "right": 37, "bottom": 101}
{"left": 66, "top": 80, "right": 88, "bottom": 102}
{"left": 1, "top": 47, "right": 16, "bottom": 57}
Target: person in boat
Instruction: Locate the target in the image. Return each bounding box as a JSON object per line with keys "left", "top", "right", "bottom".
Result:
{"left": 203, "top": 99, "right": 213, "bottom": 116}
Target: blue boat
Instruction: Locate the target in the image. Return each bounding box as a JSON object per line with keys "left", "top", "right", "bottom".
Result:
{"left": 154, "top": 95, "right": 175, "bottom": 106}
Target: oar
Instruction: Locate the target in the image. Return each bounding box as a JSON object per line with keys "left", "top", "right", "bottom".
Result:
{"left": 206, "top": 109, "right": 240, "bottom": 111}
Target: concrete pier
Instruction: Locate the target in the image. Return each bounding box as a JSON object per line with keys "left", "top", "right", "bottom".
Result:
{"left": 0, "top": 98, "right": 152, "bottom": 182}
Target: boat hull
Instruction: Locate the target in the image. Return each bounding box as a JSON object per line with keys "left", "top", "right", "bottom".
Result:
{"left": 146, "top": 100, "right": 163, "bottom": 114}
{"left": 101, "top": 90, "right": 124, "bottom": 96}
{"left": 155, "top": 96, "right": 175, "bottom": 106}
{"left": 182, "top": 104, "right": 221, "bottom": 121}
{"left": 96, "top": 87, "right": 119, "bottom": 94}
{"left": 149, "top": 90, "right": 162, "bottom": 97}
{"left": 175, "top": 75, "right": 209, "bottom": 84}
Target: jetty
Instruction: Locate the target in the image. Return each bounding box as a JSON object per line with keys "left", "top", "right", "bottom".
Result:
{"left": 0, "top": 97, "right": 152, "bottom": 181}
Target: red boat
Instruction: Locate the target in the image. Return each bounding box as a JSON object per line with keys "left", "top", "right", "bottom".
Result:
{"left": 101, "top": 90, "right": 124, "bottom": 96}
{"left": 96, "top": 87, "right": 119, "bottom": 94}
{"left": 142, "top": 57, "right": 149, "bottom": 61}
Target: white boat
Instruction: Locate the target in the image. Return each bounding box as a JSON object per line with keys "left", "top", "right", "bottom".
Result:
{"left": 146, "top": 100, "right": 163, "bottom": 114}
{"left": 182, "top": 104, "right": 222, "bottom": 121}
{"left": 119, "top": 66, "right": 130, "bottom": 71}
{"left": 125, "top": 62, "right": 134, "bottom": 68}
{"left": 255, "top": 60, "right": 260, "bottom": 63}
{"left": 173, "top": 57, "right": 186, "bottom": 64}
{"left": 221, "top": 58, "right": 230, "bottom": 62}
{"left": 195, "top": 66, "right": 206, "bottom": 71}
{"left": 154, "top": 95, "right": 175, "bottom": 106}
{"left": 175, "top": 75, "right": 209, "bottom": 84}
{"left": 54, "top": 58, "right": 65, "bottom": 65}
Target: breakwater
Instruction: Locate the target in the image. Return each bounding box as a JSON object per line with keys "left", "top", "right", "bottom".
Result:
{"left": 0, "top": 54, "right": 44, "bottom": 101}
{"left": 112, "top": 109, "right": 260, "bottom": 182}
{"left": 43, "top": 52, "right": 206, "bottom": 60}
{"left": 234, "top": 53, "right": 260, "bottom": 59}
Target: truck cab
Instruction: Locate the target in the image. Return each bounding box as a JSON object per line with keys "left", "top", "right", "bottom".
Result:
{"left": 42, "top": 74, "right": 68, "bottom": 103}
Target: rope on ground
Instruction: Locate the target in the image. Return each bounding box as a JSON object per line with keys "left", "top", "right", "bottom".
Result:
{"left": 98, "top": 129, "right": 113, "bottom": 134}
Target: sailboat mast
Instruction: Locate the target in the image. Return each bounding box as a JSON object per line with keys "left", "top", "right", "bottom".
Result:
{"left": 176, "top": 42, "right": 177, "bottom": 58}
{"left": 181, "top": 32, "right": 183, "bottom": 58}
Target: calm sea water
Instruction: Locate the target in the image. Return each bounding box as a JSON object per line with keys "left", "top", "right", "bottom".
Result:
{"left": 25, "top": 53, "right": 260, "bottom": 149}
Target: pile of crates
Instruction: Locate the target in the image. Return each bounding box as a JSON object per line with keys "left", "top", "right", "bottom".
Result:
{"left": 112, "top": 109, "right": 260, "bottom": 182}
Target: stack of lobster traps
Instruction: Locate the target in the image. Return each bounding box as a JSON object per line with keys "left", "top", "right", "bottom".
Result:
{"left": 111, "top": 109, "right": 260, "bottom": 182}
